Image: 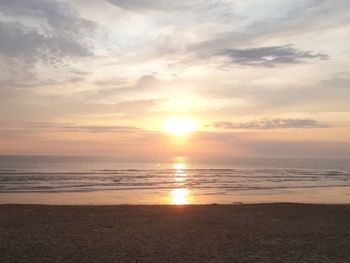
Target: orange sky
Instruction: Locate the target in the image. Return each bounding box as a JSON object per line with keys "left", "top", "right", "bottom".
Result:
{"left": 0, "top": 0, "right": 350, "bottom": 158}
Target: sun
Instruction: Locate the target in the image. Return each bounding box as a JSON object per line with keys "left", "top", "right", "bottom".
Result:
{"left": 163, "top": 117, "right": 197, "bottom": 136}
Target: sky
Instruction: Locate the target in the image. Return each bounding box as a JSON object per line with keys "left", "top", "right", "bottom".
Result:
{"left": 0, "top": 0, "right": 350, "bottom": 159}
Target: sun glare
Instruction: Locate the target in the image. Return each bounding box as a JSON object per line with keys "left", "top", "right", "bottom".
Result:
{"left": 174, "top": 163, "right": 186, "bottom": 170}
{"left": 163, "top": 117, "right": 197, "bottom": 136}
{"left": 171, "top": 188, "right": 189, "bottom": 205}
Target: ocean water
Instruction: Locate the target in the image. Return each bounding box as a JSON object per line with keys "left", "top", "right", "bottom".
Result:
{"left": 0, "top": 156, "right": 349, "bottom": 205}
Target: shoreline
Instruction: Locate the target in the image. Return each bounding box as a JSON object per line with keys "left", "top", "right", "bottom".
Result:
{"left": 1, "top": 185, "right": 349, "bottom": 205}
{"left": 1, "top": 203, "right": 350, "bottom": 262}
{"left": 1, "top": 201, "right": 350, "bottom": 206}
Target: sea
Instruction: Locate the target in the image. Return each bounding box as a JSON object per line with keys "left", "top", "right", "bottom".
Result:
{"left": 0, "top": 156, "right": 349, "bottom": 205}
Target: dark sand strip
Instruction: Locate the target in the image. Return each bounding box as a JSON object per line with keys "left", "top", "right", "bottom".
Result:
{"left": 1, "top": 204, "right": 350, "bottom": 262}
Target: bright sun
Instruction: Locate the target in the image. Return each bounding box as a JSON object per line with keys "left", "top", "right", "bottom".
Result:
{"left": 163, "top": 117, "right": 197, "bottom": 136}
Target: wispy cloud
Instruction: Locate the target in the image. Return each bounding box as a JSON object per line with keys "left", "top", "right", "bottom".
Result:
{"left": 107, "top": 0, "right": 219, "bottom": 12}
{"left": 0, "top": 122, "right": 152, "bottom": 135}
{"left": 90, "top": 75, "right": 160, "bottom": 99}
{"left": 214, "top": 118, "right": 329, "bottom": 130}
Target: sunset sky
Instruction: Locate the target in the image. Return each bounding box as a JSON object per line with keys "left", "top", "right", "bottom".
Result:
{"left": 0, "top": 0, "right": 349, "bottom": 158}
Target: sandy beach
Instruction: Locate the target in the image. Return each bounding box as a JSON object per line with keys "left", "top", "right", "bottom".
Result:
{"left": 1, "top": 203, "right": 350, "bottom": 262}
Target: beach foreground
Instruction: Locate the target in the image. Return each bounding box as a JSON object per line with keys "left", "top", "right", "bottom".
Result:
{"left": 1, "top": 204, "right": 350, "bottom": 263}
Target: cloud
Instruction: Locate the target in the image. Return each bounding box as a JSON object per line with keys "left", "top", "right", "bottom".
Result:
{"left": 234, "top": 138, "right": 350, "bottom": 158}
{"left": 0, "top": 0, "right": 95, "bottom": 33}
{"left": 0, "top": 0, "right": 96, "bottom": 64}
{"left": 321, "top": 72, "right": 350, "bottom": 89}
{"left": 0, "top": 122, "right": 147, "bottom": 134}
{"left": 57, "top": 125, "right": 145, "bottom": 134}
{"left": 204, "top": 45, "right": 328, "bottom": 67}
{"left": 191, "top": 0, "right": 350, "bottom": 53}
{"left": 0, "top": 21, "right": 92, "bottom": 63}
{"left": 214, "top": 118, "right": 329, "bottom": 130}
{"left": 195, "top": 71, "right": 350, "bottom": 114}
{"left": 252, "top": 0, "right": 350, "bottom": 37}
{"left": 108, "top": 0, "right": 174, "bottom": 11}
{"left": 89, "top": 75, "right": 160, "bottom": 101}
{"left": 0, "top": 87, "right": 161, "bottom": 121}
{"left": 107, "top": 0, "right": 202, "bottom": 12}
{"left": 95, "top": 74, "right": 158, "bottom": 90}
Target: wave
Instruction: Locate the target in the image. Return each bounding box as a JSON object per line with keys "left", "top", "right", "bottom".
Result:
{"left": 0, "top": 164, "right": 349, "bottom": 194}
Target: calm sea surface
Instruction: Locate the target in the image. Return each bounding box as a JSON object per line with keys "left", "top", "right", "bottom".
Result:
{"left": 0, "top": 156, "right": 349, "bottom": 204}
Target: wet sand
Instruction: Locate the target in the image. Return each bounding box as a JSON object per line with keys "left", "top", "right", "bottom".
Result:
{"left": 1, "top": 203, "right": 350, "bottom": 262}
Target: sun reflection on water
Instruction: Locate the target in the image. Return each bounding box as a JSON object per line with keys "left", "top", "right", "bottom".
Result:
{"left": 171, "top": 188, "right": 189, "bottom": 205}
{"left": 170, "top": 157, "right": 191, "bottom": 205}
